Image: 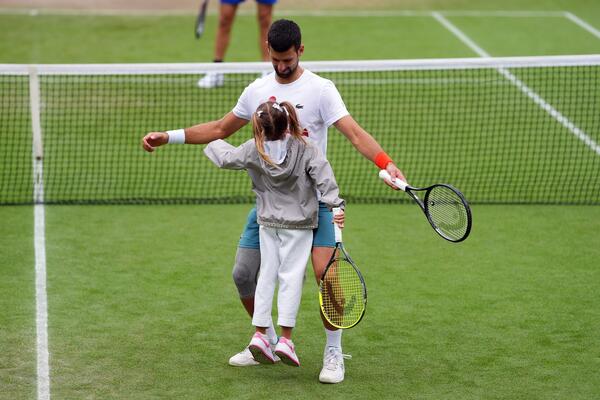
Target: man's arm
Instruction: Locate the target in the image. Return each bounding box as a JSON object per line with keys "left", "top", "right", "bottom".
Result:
{"left": 333, "top": 115, "right": 406, "bottom": 187}
{"left": 141, "top": 112, "right": 249, "bottom": 152}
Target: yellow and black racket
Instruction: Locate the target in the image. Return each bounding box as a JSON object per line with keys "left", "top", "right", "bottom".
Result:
{"left": 318, "top": 208, "right": 367, "bottom": 329}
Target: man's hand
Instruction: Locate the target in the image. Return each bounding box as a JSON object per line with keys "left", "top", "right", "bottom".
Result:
{"left": 382, "top": 163, "right": 407, "bottom": 190}
{"left": 141, "top": 132, "right": 169, "bottom": 152}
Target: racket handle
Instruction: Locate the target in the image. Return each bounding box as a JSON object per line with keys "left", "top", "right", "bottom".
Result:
{"left": 379, "top": 169, "right": 408, "bottom": 191}
{"left": 332, "top": 207, "right": 343, "bottom": 243}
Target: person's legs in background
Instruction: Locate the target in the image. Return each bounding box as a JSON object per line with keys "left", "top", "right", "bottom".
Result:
{"left": 197, "top": 1, "right": 239, "bottom": 88}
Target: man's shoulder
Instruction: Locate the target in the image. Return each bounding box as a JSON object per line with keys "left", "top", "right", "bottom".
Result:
{"left": 244, "top": 74, "right": 274, "bottom": 92}
{"left": 302, "top": 69, "right": 333, "bottom": 86}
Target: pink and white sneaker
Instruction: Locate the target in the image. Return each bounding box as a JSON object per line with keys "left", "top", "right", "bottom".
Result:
{"left": 248, "top": 332, "right": 275, "bottom": 364}
{"left": 274, "top": 337, "right": 300, "bottom": 367}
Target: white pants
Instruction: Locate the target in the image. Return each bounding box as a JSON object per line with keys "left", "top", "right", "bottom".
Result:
{"left": 252, "top": 226, "right": 313, "bottom": 328}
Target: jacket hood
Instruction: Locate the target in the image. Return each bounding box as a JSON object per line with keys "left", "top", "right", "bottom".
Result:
{"left": 258, "top": 137, "right": 307, "bottom": 181}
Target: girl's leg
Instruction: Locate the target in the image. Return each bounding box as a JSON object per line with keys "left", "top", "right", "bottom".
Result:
{"left": 252, "top": 226, "right": 279, "bottom": 328}
{"left": 280, "top": 326, "right": 292, "bottom": 339}
{"left": 248, "top": 226, "right": 280, "bottom": 364}
{"left": 276, "top": 229, "right": 313, "bottom": 329}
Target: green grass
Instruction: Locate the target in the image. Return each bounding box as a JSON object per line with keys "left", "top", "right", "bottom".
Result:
{"left": 0, "top": 14, "right": 474, "bottom": 63}
{"left": 0, "top": 207, "right": 36, "bottom": 400}
{"left": 2, "top": 1, "right": 600, "bottom": 398}
{"left": 4, "top": 204, "right": 599, "bottom": 398}
{"left": 36, "top": 204, "right": 600, "bottom": 399}
{"left": 2, "top": 6, "right": 600, "bottom": 63}
{"left": 448, "top": 16, "right": 600, "bottom": 56}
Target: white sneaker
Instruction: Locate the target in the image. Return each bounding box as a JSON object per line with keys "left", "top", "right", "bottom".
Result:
{"left": 248, "top": 332, "right": 276, "bottom": 364}
{"left": 228, "top": 347, "right": 259, "bottom": 367}
{"left": 228, "top": 343, "right": 279, "bottom": 366}
{"left": 319, "top": 346, "right": 345, "bottom": 384}
{"left": 197, "top": 72, "right": 224, "bottom": 89}
{"left": 274, "top": 337, "right": 300, "bottom": 367}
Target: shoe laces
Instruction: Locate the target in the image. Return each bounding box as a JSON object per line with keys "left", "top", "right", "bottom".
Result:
{"left": 324, "top": 346, "right": 351, "bottom": 369}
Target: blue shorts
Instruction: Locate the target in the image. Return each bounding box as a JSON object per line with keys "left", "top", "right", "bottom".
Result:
{"left": 238, "top": 203, "right": 335, "bottom": 249}
{"left": 221, "top": 0, "right": 277, "bottom": 4}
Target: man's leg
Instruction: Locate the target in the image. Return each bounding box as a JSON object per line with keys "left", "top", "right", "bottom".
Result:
{"left": 232, "top": 247, "right": 259, "bottom": 317}
{"left": 214, "top": 3, "right": 238, "bottom": 62}
{"left": 198, "top": 2, "right": 238, "bottom": 88}
{"left": 255, "top": 2, "right": 273, "bottom": 61}
{"left": 312, "top": 203, "right": 346, "bottom": 383}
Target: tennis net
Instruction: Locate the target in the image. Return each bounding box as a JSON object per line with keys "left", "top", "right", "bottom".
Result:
{"left": 1, "top": 55, "right": 599, "bottom": 205}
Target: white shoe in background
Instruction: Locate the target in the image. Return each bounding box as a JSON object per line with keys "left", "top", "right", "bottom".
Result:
{"left": 197, "top": 72, "right": 224, "bottom": 88}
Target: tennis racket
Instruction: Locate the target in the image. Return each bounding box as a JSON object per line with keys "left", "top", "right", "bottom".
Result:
{"left": 379, "top": 170, "right": 472, "bottom": 243}
{"left": 195, "top": 0, "right": 210, "bottom": 39}
{"left": 318, "top": 207, "right": 367, "bottom": 329}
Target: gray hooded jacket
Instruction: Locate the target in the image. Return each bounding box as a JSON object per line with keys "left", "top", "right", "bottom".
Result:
{"left": 204, "top": 137, "right": 344, "bottom": 229}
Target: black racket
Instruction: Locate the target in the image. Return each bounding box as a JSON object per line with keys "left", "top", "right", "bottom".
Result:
{"left": 195, "top": 0, "right": 210, "bottom": 39}
{"left": 318, "top": 208, "right": 367, "bottom": 329}
{"left": 379, "top": 170, "right": 472, "bottom": 242}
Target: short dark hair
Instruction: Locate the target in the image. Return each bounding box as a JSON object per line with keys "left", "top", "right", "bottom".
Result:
{"left": 267, "top": 19, "right": 301, "bottom": 52}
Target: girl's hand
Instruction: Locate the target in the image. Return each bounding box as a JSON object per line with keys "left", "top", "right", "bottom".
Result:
{"left": 333, "top": 209, "right": 345, "bottom": 229}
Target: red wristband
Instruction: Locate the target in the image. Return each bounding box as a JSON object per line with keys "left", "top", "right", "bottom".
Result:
{"left": 374, "top": 152, "right": 393, "bottom": 170}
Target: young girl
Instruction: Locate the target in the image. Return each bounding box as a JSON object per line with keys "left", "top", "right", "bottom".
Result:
{"left": 204, "top": 100, "right": 345, "bottom": 367}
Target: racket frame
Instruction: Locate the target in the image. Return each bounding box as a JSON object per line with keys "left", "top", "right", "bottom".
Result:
{"left": 318, "top": 208, "right": 367, "bottom": 329}
{"left": 195, "top": 0, "right": 210, "bottom": 39}
{"left": 379, "top": 170, "right": 472, "bottom": 242}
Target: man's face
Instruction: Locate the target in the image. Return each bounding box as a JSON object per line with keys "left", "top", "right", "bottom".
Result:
{"left": 268, "top": 45, "right": 304, "bottom": 79}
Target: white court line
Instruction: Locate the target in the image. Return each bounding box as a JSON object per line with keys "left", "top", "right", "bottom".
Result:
{"left": 437, "top": 10, "right": 564, "bottom": 17}
{"left": 432, "top": 12, "right": 490, "bottom": 57}
{"left": 432, "top": 12, "right": 600, "bottom": 157}
{"left": 34, "top": 205, "right": 49, "bottom": 400}
{"left": 0, "top": 8, "right": 567, "bottom": 17}
{"left": 564, "top": 12, "right": 600, "bottom": 40}
{"left": 30, "top": 66, "right": 50, "bottom": 400}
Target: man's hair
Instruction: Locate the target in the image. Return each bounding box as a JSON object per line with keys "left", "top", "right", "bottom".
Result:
{"left": 267, "top": 19, "right": 301, "bottom": 52}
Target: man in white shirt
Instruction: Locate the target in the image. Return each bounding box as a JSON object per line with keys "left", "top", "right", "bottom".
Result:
{"left": 141, "top": 19, "right": 406, "bottom": 384}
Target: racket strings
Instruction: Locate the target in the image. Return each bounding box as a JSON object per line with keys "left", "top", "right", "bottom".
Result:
{"left": 321, "top": 259, "right": 365, "bottom": 328}
{"left": 426, "top": 186, "right": 469, "bottom": 241}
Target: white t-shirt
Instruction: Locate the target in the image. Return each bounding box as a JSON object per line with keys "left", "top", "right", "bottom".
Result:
{"left": 232, "top": 69, "right": 349, "bottom": 156}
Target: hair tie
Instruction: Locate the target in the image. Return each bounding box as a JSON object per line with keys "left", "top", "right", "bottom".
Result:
{"left": 272, "top": 102, "right": 288, "bottom": 116}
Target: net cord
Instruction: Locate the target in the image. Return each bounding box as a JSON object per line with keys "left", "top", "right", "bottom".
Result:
{"left": 2, "top": 55, "right": 600, "bottom": 75}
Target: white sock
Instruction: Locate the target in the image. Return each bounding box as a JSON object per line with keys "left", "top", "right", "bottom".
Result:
{"left": 266, "top": 322, "right": 278, "bottom": 345}
{"left": 325, "top": 328, "right": 342, "bottom": 350}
